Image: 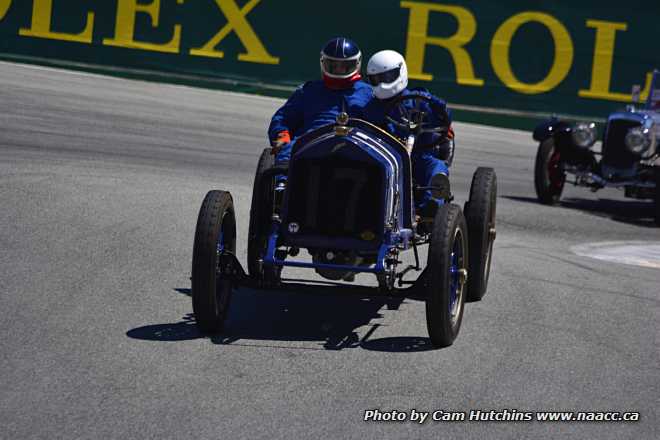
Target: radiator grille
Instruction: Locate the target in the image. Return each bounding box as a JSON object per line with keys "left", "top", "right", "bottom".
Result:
{"left": 285, "top": 158, "right": 383, "bottom": 240}
{"left": 602, "top": 119, "right": 642, "bottom": 169}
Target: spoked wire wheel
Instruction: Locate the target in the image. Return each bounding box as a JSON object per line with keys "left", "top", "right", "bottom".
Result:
{"left": 191, "top": 191, "right": 236, "bottom": 333}
{"left": 448, "top": 228, "right": 467, "bottom": 327}
{"left": 426, "top": 204, "right": 468, "bottom": 348}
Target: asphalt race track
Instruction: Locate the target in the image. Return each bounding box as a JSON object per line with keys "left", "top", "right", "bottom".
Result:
{"left": 1, "top": 62, "right": 658, "bottom": 439}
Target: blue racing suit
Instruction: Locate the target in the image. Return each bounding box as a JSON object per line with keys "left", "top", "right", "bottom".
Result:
{"left": 363, "top": 88, "right": 452, "bottom": 212}
{"left": 268, "top": 79, "right": 373, "bottom": 165}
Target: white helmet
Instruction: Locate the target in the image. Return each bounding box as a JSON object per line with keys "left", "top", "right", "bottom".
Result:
{"left": 366, "top": 50, "right": 408, "bottom": 99}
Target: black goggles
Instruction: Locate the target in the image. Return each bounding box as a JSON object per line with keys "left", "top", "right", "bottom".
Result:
{"left": 322, "top": 58, "right": 359, "bottom": 76}
{"left": 367, "top": 67, "right": 401, "bottom": 86}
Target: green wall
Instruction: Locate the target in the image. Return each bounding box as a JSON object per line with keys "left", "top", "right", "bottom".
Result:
{"left": 1, "top": 0, "right": 658, "bottom": 127}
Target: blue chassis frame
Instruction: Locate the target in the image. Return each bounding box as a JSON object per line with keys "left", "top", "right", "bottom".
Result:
{"left": 263, "top": 230, "right": 418, "bottom": 275}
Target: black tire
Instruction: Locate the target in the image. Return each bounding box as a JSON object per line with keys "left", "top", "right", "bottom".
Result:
{"left": 426, "top": 203, "right": 469, "bottom": 348}
{"left": 654, "top": 170, "right": 660, "bottom": 226}
{"left": 247, "top": 148, "right": 277, "bottom": 280}
{"left": 534, "top": 138, "right": 565, "bottom": 205}
{"left": 191, "top": 190, "right": 236, "bottom": 333}
{"left": 464, "top": 167, "right": 497, "bottom": 302}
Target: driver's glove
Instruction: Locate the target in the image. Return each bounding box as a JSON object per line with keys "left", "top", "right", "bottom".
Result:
{"left": 270, "top": 130, "right": 291, "bottom": 155}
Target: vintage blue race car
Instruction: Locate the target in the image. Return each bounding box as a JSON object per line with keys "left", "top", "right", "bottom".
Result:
{"left": 190, "top": 94, "right": 497, "bottom": 348}
{"left": 533, "top": 70, "right": 660, "bottom": 224}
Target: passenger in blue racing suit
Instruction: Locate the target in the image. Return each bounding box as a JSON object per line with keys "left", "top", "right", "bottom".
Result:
{"left": 363, "top": 50, "right": 454, "bottom": 219}
{"left": 268, "top": 37, "right": 373, "bottom": 166}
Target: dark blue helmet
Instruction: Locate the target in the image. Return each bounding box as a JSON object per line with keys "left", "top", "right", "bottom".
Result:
{"left": 320, "top": 37, "right": 362, "bottom": 89}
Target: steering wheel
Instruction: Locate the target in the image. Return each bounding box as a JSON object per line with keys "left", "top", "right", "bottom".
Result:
{"left": 384, "top": 93, "right": 450, "bottom": 138}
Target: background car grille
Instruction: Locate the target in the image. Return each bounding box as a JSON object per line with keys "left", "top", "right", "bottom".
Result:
{"left": 602, "top": 119, "right": 642, "bottom": 169}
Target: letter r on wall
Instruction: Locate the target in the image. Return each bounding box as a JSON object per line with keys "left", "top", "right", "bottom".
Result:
{"left": 400, "top": 1, "right": 483, "bottom": 86}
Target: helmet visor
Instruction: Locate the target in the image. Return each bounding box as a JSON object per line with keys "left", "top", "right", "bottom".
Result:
{"left": 322, "top": 58, "right": 359, "bottom": 77}
{"left": 367, "top": 67, "right": 401, "bottom": 86}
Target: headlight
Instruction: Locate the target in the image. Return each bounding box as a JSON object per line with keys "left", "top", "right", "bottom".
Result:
{"left": 624, "top": 126, "right": 655, "bottom": 156}
{"left": 572, "top": 122, "right": 597, "bottom": 148}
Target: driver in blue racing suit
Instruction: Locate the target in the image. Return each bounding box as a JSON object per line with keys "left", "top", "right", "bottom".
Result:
{"left": 268, "top": 37, "right": 373, "bottom": 166}
{"left": 363, "top": 50, "right": 455, "bottom": 220}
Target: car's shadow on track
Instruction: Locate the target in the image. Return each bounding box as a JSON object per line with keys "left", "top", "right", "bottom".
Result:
{"left": 503, "top": 195, "right": 657, "bottom": 227}
{"left": 126, "top": 285, "right": 436, "bottom": 352}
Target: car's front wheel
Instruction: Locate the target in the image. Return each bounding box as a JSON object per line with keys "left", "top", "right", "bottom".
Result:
{"left": 534, "top": 138, "right": 565, "bottom": 205}
{"left": 191, "top": 190, "right": 236, "bottom": 333}
{"left": 425, "top": 203, "right": 468, "bottom": 348}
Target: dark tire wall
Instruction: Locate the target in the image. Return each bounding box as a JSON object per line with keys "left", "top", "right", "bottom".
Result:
{"left": 425, "top": 203, "right": 468, "bottom": 348}
{"left": 191, "top": 190, "right": 236, "bottom": 333}
{"left": 534, "top": 138, "right": 565, "bottom": 205}
{"left": 464, "top": 167, "right": 497, "bottom": 302}
{"left": 247, "top": 148, "right": 275, "bottom": 277}
{"left": 654, "top": 169, "right": 660, "bottom": 226}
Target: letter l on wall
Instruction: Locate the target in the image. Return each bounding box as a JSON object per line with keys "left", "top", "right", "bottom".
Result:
{"left": 19, "top": 0, "right": 94, "bottom": 43}
{"left": 578, "top": 19, "right": 653, "bottom": 102}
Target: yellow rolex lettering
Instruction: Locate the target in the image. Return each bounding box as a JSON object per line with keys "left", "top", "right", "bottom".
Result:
{"left": 578, "top": 20, "right": 653, "bottom": 102}
{"left": 190, "top": 0, "right": 279, "bottom": 64}
{"left": 400, "top": 1, "right": 483, "bottom": 85}
{"left": 103, "top": 0, "right": 181, "bottom": 54}
{"left": 490, "top": 12, "right": 573, "bottom": 94}
{"left": 0, "top": 0, "right": 12, "bottom": 21}
{"left": 19, "top": 0, "right": 94, "bottom": 43}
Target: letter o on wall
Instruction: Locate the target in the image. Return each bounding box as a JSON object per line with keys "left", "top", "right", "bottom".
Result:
{"left": 0, "top": 0, "right": 11, "bottom": 21}
{"left": 490, "top": 12, "right": 574, "bottom": 94}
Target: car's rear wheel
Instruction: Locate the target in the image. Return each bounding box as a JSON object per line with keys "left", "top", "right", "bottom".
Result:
{"left": 247, "top": 148, "right": 280, "bottom": 284}
{"left": 535, "top": 138, "right": 565, "bottom": 205}
{"left": 191, "top": 190, "right": 236, "bottom": 333}
{"left": 464, "top": 167, "right": 497, "bottom": 302}
{"left": 425, "top": 203, "right": 468, "bottom": 348}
